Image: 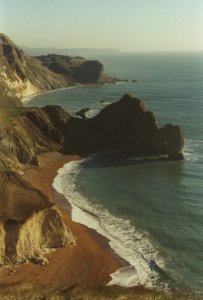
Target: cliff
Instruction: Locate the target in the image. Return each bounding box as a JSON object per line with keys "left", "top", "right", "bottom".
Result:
{"left": 86, "top": 94, "right": 184, "bottom": 159}
{"left": 0, "top": 34, "right": 70, "bottom": 107}
{"left": 0, "top": 94, "right": 184, "bottom": 173}
{"left": 0, "top": 94, "right": 183, "bottom": 265}
{"left": 0, "top": 33, "right": 111, "bottom": 107}
{"left": 0, "top": 171, "right": 75, "bottom": 265}
{"left": 36, "top": 54, "right": 110, "bottom": 84}
{"left": 0, "top": 106, "right": 76, "bottom": 266}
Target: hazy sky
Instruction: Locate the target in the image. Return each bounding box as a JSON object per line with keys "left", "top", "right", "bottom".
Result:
{"left": 0, "top": 0, "right": 203, "bottom": 52}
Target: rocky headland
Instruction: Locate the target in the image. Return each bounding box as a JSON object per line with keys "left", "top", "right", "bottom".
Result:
{"left": 0, "top": 33, "right": 112, "bottom": 107}
{"left": 0, "top": 33, "right": 185, "bottom": 297}
{"left": 36, "top": 54, "right": 110, "bottom": 84}
{"left": 0, "top": 93, "right": 184, "bottom": 268}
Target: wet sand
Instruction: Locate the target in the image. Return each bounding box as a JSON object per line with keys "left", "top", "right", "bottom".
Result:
{"left": 0, "top": 152, "right": 121, "bottom": 288}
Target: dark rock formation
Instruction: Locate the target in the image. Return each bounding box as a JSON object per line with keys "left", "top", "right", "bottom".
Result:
{"left": 110, "top": 77, "right": 129, "bottom": 83}
{"left": 75, "top": 108, "right": 90, "bottom": 119}
{"left": 72, "top": 94, "right": 184, "bottom": 159}
{"left": 86, "top": 94, "right": 162, "bottom": 154}
{"left": 160, "top": 124, "right": 184, "bottom": 160}
{"left": 36, "top": 54, "right": 110, "bottom": 84}
{"left": 0, "top": 94, "right": 184, "bottom": 170}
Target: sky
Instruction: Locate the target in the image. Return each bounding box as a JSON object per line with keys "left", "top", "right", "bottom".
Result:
{"left": 0, "top": 0, "right": 203, "bottom": 52}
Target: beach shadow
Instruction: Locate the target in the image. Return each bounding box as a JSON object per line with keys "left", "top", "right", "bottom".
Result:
{"left": 81, "top": 153, "right": 171, "bottom": 169}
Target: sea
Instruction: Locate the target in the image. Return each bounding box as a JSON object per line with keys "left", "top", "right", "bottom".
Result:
{"left": 25, "top": 52, "right": 203, "bottom": 294}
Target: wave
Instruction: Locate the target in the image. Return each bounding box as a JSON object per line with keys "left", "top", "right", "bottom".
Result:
{"left": 100, "top": 101, "right": 111, "bottom": 105}
{"left": 53, "top": 158, "right": 167, "bottom": 288}
{"left": 183, "top": 138, "right": 203, "bottom": 162}
{"left": 86, "top": 108, "right": 100, "bottom": 118}
{"left": 22, "top": 86, "right": 79, "bottom": 103}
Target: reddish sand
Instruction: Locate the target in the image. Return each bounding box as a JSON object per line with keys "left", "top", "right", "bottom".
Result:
{"left": 0, "top": 152, "right": 121, "bottom": 288}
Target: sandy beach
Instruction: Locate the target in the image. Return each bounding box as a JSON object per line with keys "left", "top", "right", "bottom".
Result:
{"left": 0, "top": 152, "right": 122, "bottom": 288}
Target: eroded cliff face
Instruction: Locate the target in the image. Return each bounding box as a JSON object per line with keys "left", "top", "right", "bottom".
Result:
{"left": 0, "top": 33, "right": 111, "bottom": 107}
{"left": 0, "top": 34, "right": 69, "bottom": 107}
{"left": 0, "top": 105, "right": 77, "bottom": 265}
{"left": 0, "top": 106, "right": 71, "bottom": 170}
{"left": 0, "top": 172, "right": 75, "bottom": 265}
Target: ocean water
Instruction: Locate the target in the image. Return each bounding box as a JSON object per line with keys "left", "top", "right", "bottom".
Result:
{"left": 26, "top": 52, "right": 203, "bottom": 293}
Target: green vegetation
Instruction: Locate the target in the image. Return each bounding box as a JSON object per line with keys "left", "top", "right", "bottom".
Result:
{"left": 0, "top": 284, "right": 201, "bottom": 300}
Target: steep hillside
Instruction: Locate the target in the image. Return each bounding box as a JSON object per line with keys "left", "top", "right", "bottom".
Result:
{"left": 0, "top": 171, "right": 75, "bottom": 265}
{"left": 0, "top": 33, "right": 113, "bottom": 107}
{"left": 0, "top": 105, "right": 76, "bottom": 266}
{"left": 0, "top": 34, "right": 70, "bottom": 106}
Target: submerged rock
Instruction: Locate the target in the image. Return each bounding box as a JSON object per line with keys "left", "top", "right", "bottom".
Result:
{"left": 75, "top": 108, "right": 90, "bottom": 119}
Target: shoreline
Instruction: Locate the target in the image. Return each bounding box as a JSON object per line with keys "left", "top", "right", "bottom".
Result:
{"left": 53, "top": 155, "right": 168, "bottom": 289}
{"left": 0, "top": 152, "right": 122, "bottom": 288}
{"left": 21, "top": 81, "right": 114, "bottom": 104}
{"left": 22, "top": 85, "right": 80, "bottom": 104}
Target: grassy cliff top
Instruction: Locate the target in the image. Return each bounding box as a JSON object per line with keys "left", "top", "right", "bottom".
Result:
{"left": 0, "top": 284, "right": 201, "bottom": 300}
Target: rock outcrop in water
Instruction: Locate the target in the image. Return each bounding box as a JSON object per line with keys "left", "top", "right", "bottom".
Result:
{"left": 79, "top": 94, "right": 184, "bottom": 160}
{"left": 160, "top": 124, "right": 184, "bottom": 160}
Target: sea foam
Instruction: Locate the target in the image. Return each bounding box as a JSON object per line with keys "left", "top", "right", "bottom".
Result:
{"left": 183, "top": 138, "right": 203, "bottom": 162}
{"left": 53, "top": 158, "right": 167, "bottom": 288}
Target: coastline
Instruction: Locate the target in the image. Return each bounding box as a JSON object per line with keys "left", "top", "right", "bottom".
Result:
{"left": 21, "top": 85, "right": 80, "bottom": 104}
{"left": 53, "top": 154, "right": 168, "bottom": 290}
{"left": 21, "top": 82, "right": 113, "bottom": 104}
{"left": 0, "top": 152, "right": 122, "bottom": 288}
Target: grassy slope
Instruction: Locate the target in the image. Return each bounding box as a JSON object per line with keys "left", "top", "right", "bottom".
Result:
{"left": 0, "top": 284, "right": 201, "bottom": 300}
{"left": 0, "top": 106, "right": 31, "bottom": 127}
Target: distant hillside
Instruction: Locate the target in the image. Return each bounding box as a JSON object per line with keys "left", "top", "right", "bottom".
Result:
{"left": 36, "top": 54, "right": 109, "bottom": 84}
{"left": 22, "top": 46, "right": 122, "bottom": 57}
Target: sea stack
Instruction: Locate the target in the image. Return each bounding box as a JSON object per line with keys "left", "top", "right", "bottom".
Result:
{"left": 160, "top": 124, "right": 184, "bottom": 160}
